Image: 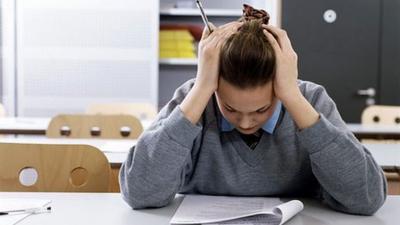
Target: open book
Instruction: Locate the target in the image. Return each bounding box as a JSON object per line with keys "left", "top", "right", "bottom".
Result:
{"left": 170, "top": 195, "right": 303, "bottom": 225}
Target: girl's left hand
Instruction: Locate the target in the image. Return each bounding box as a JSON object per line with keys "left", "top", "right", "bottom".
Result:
{"left": 262, "top": 24, "right": 300, "bottom": 102}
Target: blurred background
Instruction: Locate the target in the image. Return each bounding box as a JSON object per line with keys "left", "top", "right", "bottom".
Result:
{"left": 0, "top": 0, "right": 399, "bottom": 123}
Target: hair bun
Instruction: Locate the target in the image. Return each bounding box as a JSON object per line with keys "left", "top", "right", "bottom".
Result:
{"left": 241, "top": 4, "right": 270, "bottom": 25}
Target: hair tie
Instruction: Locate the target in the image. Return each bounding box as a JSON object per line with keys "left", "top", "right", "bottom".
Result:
{"left": 241, "top": 4, "right": 270, "bottom": 25}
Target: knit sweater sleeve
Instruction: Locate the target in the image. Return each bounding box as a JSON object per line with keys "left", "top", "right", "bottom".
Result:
{"left": 296, "top": 81, "right": 387, "bottom": 215}
{"left": 119, "top": 79, "right": 203, "bottom": 209}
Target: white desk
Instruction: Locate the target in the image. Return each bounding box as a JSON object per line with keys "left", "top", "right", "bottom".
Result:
{"left": 347, "top": 123, "right": 400, "bottom": 139}
{"left": 0, "top": 117, "right": 152, "bottom": 135}
{"left": 0, "top": 117, "right": 50, "bottom": 135}
{"left": 0, "top": 138, "right": 398, "bottom": 168}
{"left": 1, "top": 118, "right": 399, "bottom": 140}
{"left": 365, "top": 143, "right": 400, "bottom": 169}
{"left": 0, "top": 192, "right": 399, "bottom": 225}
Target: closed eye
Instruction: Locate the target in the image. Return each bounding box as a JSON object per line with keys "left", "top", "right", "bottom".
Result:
{"left": 256, "top": 108, "right": 269, "bottom": 114}
{"left": 225, "top": 106, "right": 236, "bottom": 113}
{"left": 256, "top": 106, "right": 271, "bottom": 114}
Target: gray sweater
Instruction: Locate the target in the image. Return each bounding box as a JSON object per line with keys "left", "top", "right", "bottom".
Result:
{"left": 120, "top": 79, "right": 386, "bottom": 215}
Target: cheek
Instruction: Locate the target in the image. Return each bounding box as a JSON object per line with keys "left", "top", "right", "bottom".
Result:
{"left": 221, "top": 110, "right": 237, "bottom": 122}
{"left": 220, "top": 109, "right": 241, "bottom": 125}
{"left": 250, "top": 113, "right": 267, "bottom": 124}
{"left": 255, "top": 110, "right": 275, "bottom": 123}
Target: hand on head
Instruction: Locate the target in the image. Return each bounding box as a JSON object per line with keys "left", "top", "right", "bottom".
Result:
{"left": 195, "top": 22, "right": 243, "bottom": 93}
{"left": 195, "top": 3, "right": 300, "bottom": 102}
{"left": 262, "top": 24, "right": 299, "bottom": 102}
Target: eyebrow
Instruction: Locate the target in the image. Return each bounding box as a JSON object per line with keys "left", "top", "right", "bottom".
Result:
{"left": 224, "top": 103, "right": 271, "bottom": 112}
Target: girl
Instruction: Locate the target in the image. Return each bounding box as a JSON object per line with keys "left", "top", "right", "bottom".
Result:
{"left": 120, "top": 5, "right": 386, "bottom": 215}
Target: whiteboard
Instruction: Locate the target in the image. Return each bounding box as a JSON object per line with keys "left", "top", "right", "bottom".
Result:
{"left": 16, "top": 0, "right": 159, "bottom": 116}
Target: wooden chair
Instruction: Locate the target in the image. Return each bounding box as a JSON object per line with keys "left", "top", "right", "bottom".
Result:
{"left": 86, "top": 103, "right": 157, "bottom": 120}
{"left": 362, "top": 105, "right": 400, "bottom": 195}
{"left": 46, "top": 114, "right": 143, "bottom": 139}
{"left": 0, "top": 143, "right": 110, "bottom": 192}
{"left": 362, "top": 105, "right": 400, "bottom": 125}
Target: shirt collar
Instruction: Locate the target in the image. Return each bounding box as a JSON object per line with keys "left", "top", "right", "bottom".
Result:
{"left": 220, "top": 101, "right": 282, "bottom": 134}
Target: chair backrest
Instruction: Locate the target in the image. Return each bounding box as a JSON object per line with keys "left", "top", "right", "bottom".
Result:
{"left": 0, "top": 103, "right": 6, "bottom": 117}
{"left": 361, "top": 105, "right": 400, "bottom": 125}
{"left": 0, "top": 143, "right": 110, "bottom": 192}
{"left": 86, "top": 103, "right": 157, "bottom": 120}
{"left": 46, "top": 114, "right": 143, "bottom": 139}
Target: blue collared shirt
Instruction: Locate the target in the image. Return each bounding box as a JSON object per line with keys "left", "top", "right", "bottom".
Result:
{"left": 220, "top": 101, "right": 282, "bottom": 134}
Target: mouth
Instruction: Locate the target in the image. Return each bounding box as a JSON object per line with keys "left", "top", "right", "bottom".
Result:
{"left": 238, "top": 127, "right": 258, "bottom": 134}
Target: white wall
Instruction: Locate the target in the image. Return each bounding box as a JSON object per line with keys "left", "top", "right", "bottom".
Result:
{"left": 3, "top": 0, "right": 159, "bottom": 116}
{"left": 1, "top": 0, "right": 16, "bottom": 116}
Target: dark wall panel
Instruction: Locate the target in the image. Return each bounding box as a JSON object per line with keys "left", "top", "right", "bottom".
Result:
{"left": 282, "top": 0, "right": 381, "bottom": 122}
{"left": 380, "top": 0, "right": 400, "bottom": 105}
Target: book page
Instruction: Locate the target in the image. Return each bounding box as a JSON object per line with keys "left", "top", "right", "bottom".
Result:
{"left": 273, "top": 200, "right": 303, "bottom": 225}
{"left": 198, "top": 200, "right": 303, "bottom": 225}
{"left": 207, "top": 214, "right": 282, "bottom": 225}
{"left": 170, "top": 195, "right": 292, "bottom": 224}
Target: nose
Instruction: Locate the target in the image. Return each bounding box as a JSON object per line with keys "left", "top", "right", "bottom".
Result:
{"left": 238, "top": 116, "right": 254, "bottom": 130}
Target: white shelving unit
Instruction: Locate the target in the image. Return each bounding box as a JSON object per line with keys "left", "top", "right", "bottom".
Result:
{"left": 159, "top": 58, "right": 197, "bottom": 66}
{"left": 160, "top": 8, "right": 242, "bottom": 17}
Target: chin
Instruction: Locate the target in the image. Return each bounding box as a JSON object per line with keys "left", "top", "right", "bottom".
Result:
{"left": 237, "top": 127, "right": 259, "bottom": 135}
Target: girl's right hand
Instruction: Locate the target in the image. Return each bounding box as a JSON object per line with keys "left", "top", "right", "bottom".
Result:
{"left": 195, "top": 22, "right": 243, "bottom": 93}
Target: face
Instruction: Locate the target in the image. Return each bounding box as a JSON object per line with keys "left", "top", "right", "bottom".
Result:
{"left": 216, "top": 78, "right": 277, "bottom": 135}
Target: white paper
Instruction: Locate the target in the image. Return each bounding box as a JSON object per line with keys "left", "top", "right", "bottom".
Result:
{"left": 273, "top": 200, "right": 303, "bottom": 225}
{"left": 0, "top": 198, "right": 51, "bottom": 225}
{"left": 0, "top": 214, "right": 31, "bottom": 225}
{"left": 170, "top": 195, "right": 303, "bottom": 225}
{"left": 207, "top": 214, "right": 282, "bottom": 225}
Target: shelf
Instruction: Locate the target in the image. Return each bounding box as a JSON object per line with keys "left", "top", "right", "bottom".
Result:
{"left": 159, "top": 58, "right": 197, "bottom": 66}
{"left": 160, "top": 8, "right": 242, "bottom": 17}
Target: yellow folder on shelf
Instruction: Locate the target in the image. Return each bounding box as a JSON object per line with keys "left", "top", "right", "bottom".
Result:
{"left": 160, "top": 40, "right": 195, "bottom": 51}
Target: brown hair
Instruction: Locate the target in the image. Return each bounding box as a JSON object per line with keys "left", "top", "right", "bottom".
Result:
{"left": 219, "top": 4, "right": 276, "bottom": 89}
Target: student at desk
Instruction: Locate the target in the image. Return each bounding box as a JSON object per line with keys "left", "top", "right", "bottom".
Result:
{"left": 120, "top": 5, "right": 386, "bottom": 215}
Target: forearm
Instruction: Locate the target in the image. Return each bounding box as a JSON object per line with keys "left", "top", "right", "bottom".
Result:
{"left": 120, "top": 108, "right": 202, "bottom": 209}
{"left": 281, "top": 88, "right": 319, "bottom": 130}
{"left": 120, "top": 135, "right": 189, "bottom": 209}
{"left": 298, "top": 116, "right": 386, "bottom": 215}
{"left": 180, "top": 83, "right": 214, "bottom": 124}
{"left": 314, "top": 144, "right": 386, "bottom": 215}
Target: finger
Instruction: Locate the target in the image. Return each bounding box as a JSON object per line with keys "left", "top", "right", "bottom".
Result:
{"left": 218, "top": 21, "right": 242, "bottom": 30}
{"left": 214, "top": 32, "right": 230, "bottom": 49}
{"left": 201, "top": 22, "right": 217, "bottom": 40}
{"left": 201, "top": 28, "right": 222, "bottom": 48}
{"left": 208, "top": 22, "right": 217, "bottom": 33}
{"left": 203, "top": 23, "right": 232, "bottom": 44}
{"left": 210, "top": 26, "right": 234, "bottom": 48}
{"left": 262, "top": 24, "right": 294, "bottom": 52}
{"left": 263, "top": 29, "right": 282, "bottom": 54}
{"left": 215, "top": 23, "right": 241, "bottom": 41}
{"left": 210, "top": 31, "right": 227, "bottom": 49}
{"left": 204, "top": 32, "right": 218, "bottom": 46}
{"left": 200, "top": 26, "right": 210, "bottom": 40}
{"left": 202, "top": 22, "right": 241, "bottom": 52}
